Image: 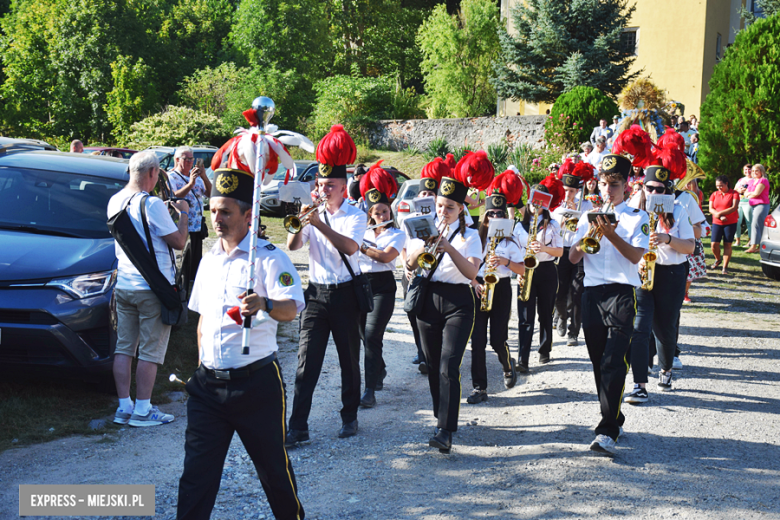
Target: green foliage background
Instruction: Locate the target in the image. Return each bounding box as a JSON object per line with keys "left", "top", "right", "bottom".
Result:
{"left": 546, "top": 86, "right": 619, "bottom": 149}
{"left": 699, "top": 14, "right": 780, "bottom": 194}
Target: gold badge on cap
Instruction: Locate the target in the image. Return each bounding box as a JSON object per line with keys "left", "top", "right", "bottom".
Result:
{"left": 368, "top": 190, "right": 382, "bottom": 203}
{"left": 602, "top": 156, "right": 617, "bottom": 172}
{"left": 655, "top": 168, "right": 669, "bottom": 182}
{"left": 441, "top": 179, "right": 455, "bottom": 196}
{"left": 216, "top": 173, "right": 238, "bottom": 194}
{"left": 318, "top": 163, "right": 332, "bottom": 177}
{"left": 491, "top": 195, "right": 505, "bottom": 207}
{"left": 424, "top": 178, "right": 436, "bottom": 190}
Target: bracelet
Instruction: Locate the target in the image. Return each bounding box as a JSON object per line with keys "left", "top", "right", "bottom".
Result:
{"left": 666, "top": 235, "right": 672, "bottom": 244}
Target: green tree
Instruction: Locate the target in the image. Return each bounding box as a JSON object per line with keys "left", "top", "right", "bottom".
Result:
{"left": 126, "top": 106, "right": 227, "bottom": 148}
{"left": 547, "top": 86, "right": 619, "bottom": 149}
{"left": 740, "top": 0, "right": 780, "bottom": 24}
{"left": 699, "top": 14, "right": 780, "bottom": 194}
{"left": 492, "top": 0, "right": 639, "bottom": 104}
{"left": 178, "top": 62, "right": 244, "bottom": 118}
{"left": 105, "top": 56, "right": 157, "bottom": 143}
{"left": 417, "top": 0, "right": 502, "bottom": 118}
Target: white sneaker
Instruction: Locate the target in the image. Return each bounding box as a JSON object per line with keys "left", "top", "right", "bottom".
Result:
{"left": 128, "top": 406, "right": 174, "bottom": 427}
{"left": 589, "top": 434, "right": 617, "bottom": 455}
{"left": 672, "top": 357, "right": 683, "bottom": 370}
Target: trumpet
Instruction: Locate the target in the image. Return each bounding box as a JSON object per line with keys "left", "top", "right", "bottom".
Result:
{"left": 480, "top": 236, "right": 500, "bottom": 312}
{"left": 418, "top": 222, "right": 449, "bottom": 270}
{"left": 579, "top": 202, "right": 614, "bottom": 255}
{"left": 518, "top": 206, "right": 540, "bottom": 302}
{"left": 640, "top": 212, "right": 659, "bottom": 291}
{"left": 283, "top": 195, "right": 327, "bottom": 233}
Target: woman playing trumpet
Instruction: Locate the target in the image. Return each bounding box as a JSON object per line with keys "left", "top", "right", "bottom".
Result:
{"left": 356, "top": 164, "right": 404, "bottom": 408}
{"left": 405, "top": 151, "right": 491, "bottom": 453}
{"left": 467, "top": 171, "right": 526, "bottom": 404}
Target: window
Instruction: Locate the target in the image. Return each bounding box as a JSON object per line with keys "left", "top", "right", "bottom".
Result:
{"left": 716, "top": 33, "right": 723, "bottom": 61}
{"left": 621, "top": 28, "right": 638, "bottom": 56}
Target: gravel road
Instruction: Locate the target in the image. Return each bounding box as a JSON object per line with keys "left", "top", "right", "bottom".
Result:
{"left": 2, "top": 242, "right": 779, "bottom": 520}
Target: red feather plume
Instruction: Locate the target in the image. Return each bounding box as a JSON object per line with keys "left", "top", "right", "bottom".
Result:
{"left": 453, "top": 150, "right": 494, "bottom": 190}
{"left": 420, "top": 157, "right": 451, "bottom": 184}
{"left": 488, "top": 170, "right": 527, "bottom": 206}
{"left": 556, "top": 158, "right": 576, "bottom": 179}
{"left": 359, "top": 160, "right": 398, "bottom": 199}
{"left": 572, "top": 162, "right": 596, "bottom": 183}
{"left": 316, "top": 124, "right": 357, "bottom": 166}
{"left": 652, "top": 146, "right": 687, "bottom": 180}
{"left": 444, "top": 153, "right": 457, "bottom": 170}
{"left": 539, "top": 173, "right": 565, "bottom": 211}
{"left": 657, "top": 127, "right": 686, "bottom": 154}
{"left": 612, "top": 125, "right": 654, "bottom": 168}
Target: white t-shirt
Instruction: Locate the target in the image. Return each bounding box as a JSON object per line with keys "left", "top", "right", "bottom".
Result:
{"left": 407, "top": 226, "right": 482, "bottom": 284}
{"left": 107, "top": 190, "right": 179, "bottom": 291}
{"left": 675, "top": 191, "right": 706, "bottom": 226}
{"left": 477, "top": 238, "right": 525, "bottom": 279}
{"left": 652, "top": 204, "right": 695, "bottom": 265}
{"left": 359, "top": 227, "right": 406, "bottom": 273}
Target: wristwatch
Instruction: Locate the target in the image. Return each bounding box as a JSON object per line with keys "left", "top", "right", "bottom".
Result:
{"left": 265, "top": 297, "right": 274, "bottom": 313}
{"left": 360, "top": 242, "right": 369, "bottom": 253}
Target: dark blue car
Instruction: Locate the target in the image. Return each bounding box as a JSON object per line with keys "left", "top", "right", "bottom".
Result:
{"left": 0, "top": 151, "right": 189, "bottom": 381}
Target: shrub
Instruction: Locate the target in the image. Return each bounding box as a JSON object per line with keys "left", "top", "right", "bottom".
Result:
{"left": 424, "top": 137, "right": 451, "bottom": 160}
{"left": 487, "top": 140, "right": 509, "bottom": 172}
{"left": 699, "top": 15, "right": 780, "bottom": 194}
{"left": 126, "top": 106, "right": 227, "bottom": 148}
{"left": 451, "top": 145, "right": 470, "bottom": 162}
{"left": 546, "top": 86, "right": 619, "bottom": 149}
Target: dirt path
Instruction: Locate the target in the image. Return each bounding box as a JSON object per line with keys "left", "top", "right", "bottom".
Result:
{"left": 2, "top": 243, "right": 779, "bottom": 520}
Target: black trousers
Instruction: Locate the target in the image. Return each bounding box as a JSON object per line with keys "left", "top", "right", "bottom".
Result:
{"left": 289, "top": 282, "right": 361, "bottom": 431}
{"left": 582, "top": 284, "right": 635, "bottom": 441}
{"left": 177, "top": 361, "right": 304, "bottom": 520}
{"left": 471, "top": 277, "right": 512, "bottom": 390}
{"left": 416, "top": 282, "right": 475, "bottom": 432}
{"left": 554, "top": 247, "right": 584, "bottom": 337}
{"left": 401, "top": 274, "right": 425, "bottom": 361}
{"left": 632, "top": 263, "right": 688, "bottom": 376}
{"left": 359, "top": 272, "right": 397, "bottom": 390}
{"left": 517, "top": 260, "right": 558, "bottom": 363}
{"left": 189, "top": 232, "right": 203, "bottom": 277}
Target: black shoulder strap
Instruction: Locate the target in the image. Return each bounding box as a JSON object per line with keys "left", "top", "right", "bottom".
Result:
{"left": 140, "top": 195, "right": 177, "bottom": 270}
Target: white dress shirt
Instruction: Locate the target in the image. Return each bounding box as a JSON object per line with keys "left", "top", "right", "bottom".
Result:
{"left": 675, "top": 191, "right": 706, "bottom": 226}
{"left": 359, "top": 227, "right": 406, "bottom": 273}
{"left": 572, "top": 201, "right": 650, "bottom": 287}
{"left": 189, "top": 232, "right": 305, "bottom": 369}
{"left": 513, "top": 218, "right": 563, "bottom": 263}
{"left": 407, "top": 227, "right": 482, "bottom": 284}
{"left": 552, "top": 200, "right": 593, "bottom": 248}
{"left": 652, "top": 204, "right": 694, "bottom": 265}
{"left": 587, "top": 149, "right": 609, "bottom": 169}
{"left": 477, "top": 238, "right": 525, "bottom": 279}
{"left": 300, "top": 198, "right": 367, "bottom": 284}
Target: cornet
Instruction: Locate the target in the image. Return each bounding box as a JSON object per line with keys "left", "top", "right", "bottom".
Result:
{"left": 418, "top": 221, "right": 449, "bottom": 270}
{"left": 283, "top": 195, "right": 327, "bottom": 234}
{"left": 579, "top": 202, "right": 614, "bottom": 255}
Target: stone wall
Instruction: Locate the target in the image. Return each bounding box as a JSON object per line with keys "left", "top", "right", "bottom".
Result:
{"left": 368, "top": 115, "right": 547, "bottom": 152}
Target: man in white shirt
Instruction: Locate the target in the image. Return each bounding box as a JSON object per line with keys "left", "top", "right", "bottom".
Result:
{"left": 570, "top": 154, "right": 649, "bottom": 456}
{"left": 588, "top": 137, "right": 609, "bottom": 170}
{"left": 590, "top": 119, "right": 614, "bottom": 145}
{"left": 107, "top": 151, "right": 189, "bottom": 427}
{"left": 287, "top": 126, "right": 367, "bottom": 446}
{"left": 177, "top": 168, "right": 305, "bottom": 520}
{"left": 676, "top": 121, "right": 695, "bottom": 154}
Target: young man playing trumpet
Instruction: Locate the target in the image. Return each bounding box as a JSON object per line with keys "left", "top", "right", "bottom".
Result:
{"left": 286, "top": 125, "right": 367, "bottom": 446}
{"left": 569, "top": 154, "right": 649, "bottom": 455}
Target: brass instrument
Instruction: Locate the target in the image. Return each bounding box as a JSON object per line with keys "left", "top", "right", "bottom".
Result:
{"left": 579, "top": 202, "right": 614, "bottom": 255}
{"left": 518, "top": 206, "right": 541, "bottom": 302}
{"left": 283, "top": 195, "right": 327, "bottom": 233}
{"left": 418, "top": 222, "right": 449, "bottom": 270}
{"left": 640, "top": 212, "right": 659, "bottom": 291}
{"left": 675, "top": 159, "right": 707, "bottom": 205}
{"left": 480, "top": 236, "right": 500, "bottom": 312}
{"left": 562, "top": 189, "right": 584, "bottom": 234}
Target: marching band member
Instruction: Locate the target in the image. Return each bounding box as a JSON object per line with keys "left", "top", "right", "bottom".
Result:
{"left": 467, "top": 171, "right": 527, "bottom": 404}
{"left": 625, "top": 159, "right": 694, "bottom": 404}
{"left": 513, "top": 174, "right": 564, "bottom": 371}
{"left": 552, "top": 162, "right": 595, "bottom": 346}
{"left": 286, "top": 125, "right": 367, "bottom": 446}
{"left": 405, "top": 151, "right": 492, "bottom": 453}
{"left": 357, "top": 164, "right": 404, "bottom": 408}
{"left": 569, "top": 149, "right": 650, "bottom": 456}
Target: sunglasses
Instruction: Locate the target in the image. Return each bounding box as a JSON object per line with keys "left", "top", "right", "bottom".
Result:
{"left": 644, "top": 185, "right": 666, "bottom": 193}
{"left": 485, "top": 210, "right": 504, "bottom": 218}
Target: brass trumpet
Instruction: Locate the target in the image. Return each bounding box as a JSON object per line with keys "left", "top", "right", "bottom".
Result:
{"left": 418, "top": 222, "right": 449, "bottom": 270}
{"left": 579, "top": 202, "right": 614, "bottom": 255}
{"left": 283, "top": 195, "right": 327, "bottom": 233}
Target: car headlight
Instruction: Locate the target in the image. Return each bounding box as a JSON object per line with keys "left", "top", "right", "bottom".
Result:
{"left": 48, "top": 270, "right": 117, "bottom": 299}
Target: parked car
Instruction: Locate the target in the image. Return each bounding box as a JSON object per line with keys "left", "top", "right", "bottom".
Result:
{"left": 0, "top": 151, "right": 189, "bottom": 382}
{"left": 391, "top": 178, "right": 423, "bottom": 227}
{"left": 260, "top": 161, "right": 319, "bottom": 216}
{"left": 83, "top": 147, "right": 137, "bottom": 159}
{"left": 0, "top": 137, "right": 58, "bottom": 154}
{"left": 145, "top": 145, "right": 218, "bottom": 180}
{"left": 759, "top": 203, "right": 780, "bottom": 281}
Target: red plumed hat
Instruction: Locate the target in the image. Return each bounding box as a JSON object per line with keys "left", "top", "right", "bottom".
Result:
{"left": 420, "top": 157, "right": 450, "bottom": 192}
{"left": 316, "top": 124, "right": 356, "bottom": 177}
{"left": 444, "top": 153, "right": 457, "bottom": 170}
{"left": 651, "top": 145, "right": 687, "bottom": 180}
{"left": 453, "top": 150, "right": 494, "bottom": 191}
{"left": 613, "top": 125, "right": 654, "bottom": 168}
{"left": 360, "top": 160, "right": 398, "bottom": 200}
{"left": 539, "top": 173, "right": 565, "bottom": 211}
{"left": 572, "top": 162, "right": 596, "bottom": 183}
{"left": 656, "top": 127, "right": 686, "bottom": 154}
{"left": 487, "top": 170, "right": 527, "bottom": 207}
{"left": 556, "top": 157, "right": 576, "bottom": 179}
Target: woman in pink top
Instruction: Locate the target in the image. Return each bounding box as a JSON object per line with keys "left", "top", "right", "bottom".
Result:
{"left": 745, "top": 164, "right": 770, "bottom": 253}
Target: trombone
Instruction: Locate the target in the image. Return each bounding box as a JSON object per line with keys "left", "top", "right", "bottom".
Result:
{"left": 418, "top": 221, "right": 449, "bottom": 270}
{"left": 283, "top": 195, "right": 327, "bottom": 234}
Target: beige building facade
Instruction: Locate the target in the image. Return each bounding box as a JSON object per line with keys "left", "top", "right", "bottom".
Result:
{"left": 497, "top": 0, "right": 749, "bottom": 119}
